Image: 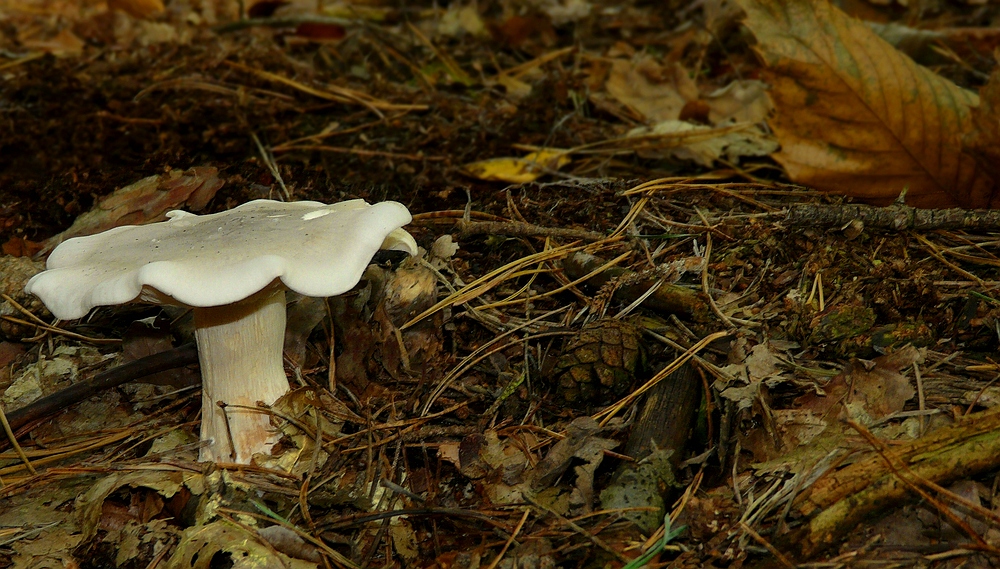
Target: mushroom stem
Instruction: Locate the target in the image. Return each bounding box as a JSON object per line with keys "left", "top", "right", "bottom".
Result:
{"left": 194, "top": 288, "right": 289, "bottom": 463}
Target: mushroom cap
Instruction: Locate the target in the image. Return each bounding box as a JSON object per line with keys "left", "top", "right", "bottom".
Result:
{"left": 26, "top": 199, "right": 417, "bottom": 320}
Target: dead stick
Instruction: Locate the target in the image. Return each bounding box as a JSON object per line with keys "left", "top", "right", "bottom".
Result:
{"left": 5, "top": 344, "right": 199, "bottom": 434}
{"left": 456, "top": 220, "right": 605, "bottom": 241}
{"left": 781, "top": 405, "right": 1000, "bottom": 559}
{"left": 784, "top": 203, "right": 1000, "bottom": 231}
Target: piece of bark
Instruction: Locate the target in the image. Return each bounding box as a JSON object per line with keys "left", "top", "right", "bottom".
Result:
{"left": 599, "top": 362, "right": 701, "bottom": 533}
{"left": 622, "top": 362, "right": 701, "bottom": 463}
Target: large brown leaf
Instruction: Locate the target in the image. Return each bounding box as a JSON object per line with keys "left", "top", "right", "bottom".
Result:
{"left": 738, "top": 0, "right": 997, "bottom": 208}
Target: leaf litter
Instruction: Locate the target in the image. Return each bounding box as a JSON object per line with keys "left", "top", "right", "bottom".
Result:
{"left": 6, "top": 0, "right": 1000, "bottom": 567}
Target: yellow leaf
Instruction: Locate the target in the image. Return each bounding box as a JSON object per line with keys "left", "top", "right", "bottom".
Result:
{"left": 738, "top": 0, "right": 996, "bottom": 208}
{"left": 461, "top": 149, "right": 571, "bottom": 183}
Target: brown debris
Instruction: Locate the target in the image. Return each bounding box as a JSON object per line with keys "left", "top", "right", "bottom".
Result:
{"left": 7, "top": 0, "right": 1000, "bottom": 567}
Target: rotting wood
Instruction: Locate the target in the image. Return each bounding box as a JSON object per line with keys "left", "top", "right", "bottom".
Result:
{"left": 622, "top": 361, "right": 701, "bottom": 462}
{"left": 598, "top": 363, "right": 701, "bottom": 533}
{"left": 778, "top": 405, "right": 1000, "bottom": 559}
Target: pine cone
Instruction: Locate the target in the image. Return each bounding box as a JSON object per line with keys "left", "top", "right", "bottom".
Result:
{"left": 552, "top": 318, "right": 644, "bottom": 405}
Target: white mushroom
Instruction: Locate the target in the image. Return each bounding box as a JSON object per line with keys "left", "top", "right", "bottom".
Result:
{"left": 25, "top": 199, "right": 417, "bottom": 463}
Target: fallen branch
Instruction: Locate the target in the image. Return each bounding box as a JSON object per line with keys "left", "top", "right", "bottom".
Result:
{"left": 784, "top": 202, "right": 1000, "bottom": 231}
{"left": 5, "top": 344, "right": 199, "bottom": 435}
{"left": 779, "top": 405, "right": 1000, "bottom": 559}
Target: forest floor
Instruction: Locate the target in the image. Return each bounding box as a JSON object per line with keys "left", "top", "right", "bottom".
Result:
{"left": 4, "top": 0, "right": 1000, "bottom": 567}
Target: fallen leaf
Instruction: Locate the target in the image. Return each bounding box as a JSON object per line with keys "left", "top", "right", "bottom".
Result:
{"left": 77, "top": 471, "right": 185, "bottom": 545}
{"left": 627, "top": 120, "right": 778, "bottom": 166}
{"left": 870, "top": 22, "right": 1000, "bottom": 66}
{"left": 294, "top": 22, "right": 346, "bottom": 41}
{"left": 247, "top": 0, "right": 289, "bottom": 18}
{"left": 703, "top": 80, "right": 773, "bottom": 124}
{"left": 496, "top": 73, "right": 533, "bottom": 99}
{"left": 0, "top": 341, "right": 25, "bottom": 386}
{"left": 1, "top": 236, "right": 43, "bottom": 257}
{"left": 283, "top": 295, "right": 327, "bottom": 367}
{"left": 41, "top": 166, "right": 224, "bottom": 254}
{"left": 796, "top": 346, "right": 921, "bottom": 423}
{"left": 540, "top": 0, "right": 592, "bottom": 26}
{"left": 1, "top": 476, "right": 93, "bottom": 568}
{"left": 164, "top": 521, "right": 317, "bottom": 569}
{"left": 390, "top": 520, "right": 420, "bottom": 561}
{"left": 490, "top": 14, "right": 558, "bottom": 51}
{"left": 738, "top": 0, "right": 997, "bottom": 208}
{"left": 606, "top": 58, "right": 699, "bottom": 122}
{"left": 529, "top": 416, "right": 608, "bottom": 490}
{"left": 258, "top": 526, "right": 323, "bottom": 563}
{"left": 3, "top": 345, "right": 107, "bottom": 410}
{"left": 461, "top": 149, "right": 571, "bottom": 183}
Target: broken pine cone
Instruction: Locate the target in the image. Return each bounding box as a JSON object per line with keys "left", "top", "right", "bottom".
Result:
{"left": 552, "top": 318, "right": 645, "bottom": 406}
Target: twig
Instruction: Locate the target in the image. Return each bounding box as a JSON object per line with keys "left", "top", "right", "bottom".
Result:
{"left": 276, "top": 144, "right": 444, "bottom": 161}
{"left": 0, "top": 404, "right": 34, "bottom": 475}
{"left": 913, "top": 233, "right": 983, "bottom": 286}
{"left": 524, "top": 494, "right": 629, "bottom": 564}
{"left": 485, "top": 509, "right": 530, "bottom": 569}
{"left": 456, "top": 220, "right": 604, "bottom": 241}
{"left": 739, "top": 522, "right": 795, "bottom": 568}
{"left": 5, "top": 344, "right": 199, "bottom": 433}
{"left": 1, "top": 293, "right": 120, "bottom": 344}
{"left": 848, "top": 421, "right": 997, "bottom": 553}
{"left": 784, "top": 202, "right": 1000, "bottom": 231}
{"left": 594, "top": 330, "right": 729, "bottom": 426}
{"left": 251, "top": 132, "right": 289, "bottom": 200}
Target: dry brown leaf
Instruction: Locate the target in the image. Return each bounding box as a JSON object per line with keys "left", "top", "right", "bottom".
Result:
{"left": 703, "top": 80, "right": 772, "bottom": 124}
{"left": 165, "top": 521, "right": 316, "bottom": 569}
{"left": 745, "top": 346, "right": 922, "bottom": 470}
{"left": 41, "top": 166, "right": 224, "bottom": 254}
{"left": 795, "top": 346, "right": 921, "bottom": 423}
{"left": 605, "top": 57, "right": 699, "bottom": 123}
{"left": 626, "top": 120, "right": 778, "bottom": 166}
{"left": 738, "top": 0, "right": 997, "bottom": 208}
